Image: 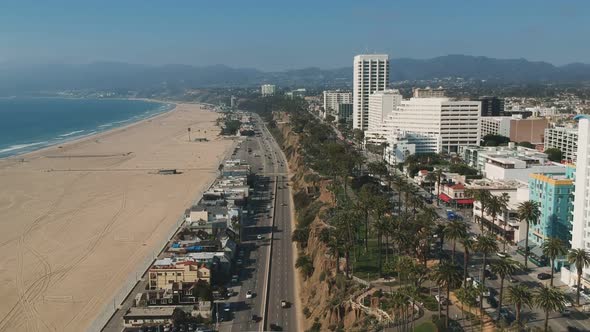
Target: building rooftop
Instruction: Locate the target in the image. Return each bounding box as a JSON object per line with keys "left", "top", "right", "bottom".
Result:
{"left": 124, "top": 306, "right": 175, "bottom": 318}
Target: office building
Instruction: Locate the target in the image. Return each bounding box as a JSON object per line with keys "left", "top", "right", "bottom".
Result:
{"left": 261, "top": 84, "right": 276, "bottom": 96}
{"left": 383, "top": 97, "right": 480, "bottom": 154}
{"left": 528, "top": 171, "right": 574, "bottom": 248}
{"left": 544, "top": 126, "right": 578, "bottom": 162}
{"left": 478, "top": 96, "right": 505, "bottom": 117}
{"left": 460, "top": 143, "right": 548, "bottom": 173}
{"left": 353, "top": 54, "right": 389, "bottom": 130}
{"left": 479, "top": 115, "right": 549, "bottom": 144}
{"left": 322, "top": 91, "right": 352, "bottom": 119}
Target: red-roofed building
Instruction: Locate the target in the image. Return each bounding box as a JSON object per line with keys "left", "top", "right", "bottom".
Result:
{"left": 437, "top": 182, "right": 474, "bottom": 206}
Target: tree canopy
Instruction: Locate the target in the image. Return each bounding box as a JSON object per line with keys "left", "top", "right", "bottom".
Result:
{"left": 544, "top": 148, "right": 562, "bottom": 162}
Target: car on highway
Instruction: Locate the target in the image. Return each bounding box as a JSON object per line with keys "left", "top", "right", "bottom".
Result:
{"left": 537, "top": 272, "right": 552, "bottom": 280}
{"left": 246, "top": 290, "right": 254, "bottom": 299}
{"left": 270, "top": 323, "right": 283, "bottom": 331}
{"left": 251, "top": 314, "right": 260, "bottom": 322}
{"left": 257, "top": 235, "right": 263, "bottom": 240}
{"left": 281, "top": 300, "right": 289, "bottom": 308}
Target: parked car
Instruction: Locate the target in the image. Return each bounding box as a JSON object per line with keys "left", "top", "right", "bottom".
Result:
{"left": 537, "top": 272, "right": 552, "bottom": 280}
{"left": 270, "top": 324, "right": 283, "bottom": 331}
{"left": 257, "top": 235, "right": 263, "bottom": 240}
{"left": 246, "top": 290, "right": 254, "bottom": 299}
{"left": 435, "top": 295, "right": 447, "bottom": 305}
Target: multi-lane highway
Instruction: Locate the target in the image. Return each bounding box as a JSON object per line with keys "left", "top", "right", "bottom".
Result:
{"left": 219, "top": 113, "right": 297, "bottom": 332}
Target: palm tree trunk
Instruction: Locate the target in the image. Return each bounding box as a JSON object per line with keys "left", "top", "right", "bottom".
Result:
{"left": 496, "top": 277, "right": 505, "bottom": 320}
{"left": 463, "top": 251, "right": 469, "bottom": 286}
{"left": 345, "top": 250, "right": 350, "bottom": 279}
{"left": 385, "top": 234, "right": 389, "bottom": 264}
{"left": 550, "top": 258, "right": 554, "bottom": 286}
{"left": 480, "top": 253, "right": 487, "bottom": 320}
{"left": 452, "top": 241, "right": 456, "bottom": 264}
{"left": 524, "top": 221, "right": 530, "bottom": 269}
{"left": 446, "top": 286, "right": 450, "bottom": 329}
{"left": 502, "top": 224, "right": 507, "bottom": 252}
{"left": 515, "top": 303, "right": 521, "bottom": 326}
{"left": 544, "top": 310, "right": 549, "bottom": 332}
{"left": 577, "top": 273, "right": 582, "bottom": 306}
{"left": 378, "top": 232, "right": 383, "bottom": 276}
{"left": 365, "top": 212, "right": 369, "bottom": 252}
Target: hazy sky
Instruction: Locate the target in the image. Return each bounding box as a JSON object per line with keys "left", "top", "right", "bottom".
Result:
{"left": 1, "top": 0, "right": 588, "bottom": 71}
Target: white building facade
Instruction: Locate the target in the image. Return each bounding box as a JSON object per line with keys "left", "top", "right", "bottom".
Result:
{"left": 384, "top": 97, "right": 481, "bottom": 154}
{"left": 322, "top": 91, "right": 352, "bottom": 119}
{"left": 480, "top": 116, "right": 513, "bottom": 138}
{"left": 261, "top": 84, "right": 276, "bottom": 96}
{"left": 544, "top": 126, "right": 578, "bottom": 163}
{"left": 353, "top": 54, "right": 389, "bottom": 131}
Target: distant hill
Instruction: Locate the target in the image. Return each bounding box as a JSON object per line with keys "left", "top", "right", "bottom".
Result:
{"left": 1, "top": 55, "right": 589, "bottom": 94}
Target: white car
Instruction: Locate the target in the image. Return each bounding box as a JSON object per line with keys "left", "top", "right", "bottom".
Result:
{"left": 435, "top": 295, "right": 447, "bottom": 304}
{"left": 246, "top": 290, "right": 254, "bottom": 299}
{"left": 257, "top": 235, "right": 263, "bottom": 240}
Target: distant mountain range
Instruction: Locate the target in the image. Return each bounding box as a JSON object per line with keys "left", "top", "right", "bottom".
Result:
{"left": 1, "top": 55, "right": 590, "bottom": 94}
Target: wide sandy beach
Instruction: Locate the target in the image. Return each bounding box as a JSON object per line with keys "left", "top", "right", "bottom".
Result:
{"left": 0, "top": 103, "right": 235, "bottom": 331}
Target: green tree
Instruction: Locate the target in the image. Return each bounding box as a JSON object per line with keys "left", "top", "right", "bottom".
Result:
{"left": 505, "top": 284, "right": 533, "bottom": 326}
{"left": 358, "top": 183, "right": 378, "bottom": 252}
{"left": 518, "top": 141, "right": 535, "bottom": 149}
{"left": 567, "top": 248, "right": 590, "bottom": 305}
{"left": 296, "top": 255, "right": 314, "bottom": 279}
{"left": 459, "top": 237, "right": 475, "bottom": 286}
{"left": 490, "top": 258, "right": 522, "bottom": 320}
{"left": 541, "top": 237, "right": 567, "bottom": 286}
{"left": 517, "top": 200, "right": 541, "bottom": 269}
{"left": 544, "top": 148, "right": 563, "bottom": 162}
{"left": 534, "top": 286, "right": 566, "bottom": 332}
{"left": 431, "top": 262, "right": 462, "bottom": 329}
{"left": 444, "top": 220, "right": 468, "bottom": 264}
{"left": 475, "top": 234, "right": 498, "bottom": 318}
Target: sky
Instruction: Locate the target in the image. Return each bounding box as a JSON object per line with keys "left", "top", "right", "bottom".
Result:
{"left": 0, "top": 0, "right": 589, "bottom": 71}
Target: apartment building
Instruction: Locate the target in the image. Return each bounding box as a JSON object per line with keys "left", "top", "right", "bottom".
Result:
{"left": 544, "top": 126, "right": 578, "bottom": 162}
{"left": 353, "top": 54, "right": 389, "bottom": 130}
{"left": 565, "top": 115, "right": 590, "bottom": 287}
{"left": 478, "top": 96, "right": 505, "bottom": 117}
{"left": 528, "top": 171, "right": 574, "bottom": 248}
{"left": 322, "top": 91, "right": 352, "bottom": 120}
{"left": 460, "top": 143, "right": 549, "bottom": 172}
{"left": 148, "top": 261, "right": 211, "bottom": 290}
{"left": 480, "top": 116, "right": 512, "bottom": 138}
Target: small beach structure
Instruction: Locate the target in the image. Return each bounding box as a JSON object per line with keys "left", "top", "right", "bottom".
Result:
{"left": 158, "top": 169, "right": 179, "bottom": 175}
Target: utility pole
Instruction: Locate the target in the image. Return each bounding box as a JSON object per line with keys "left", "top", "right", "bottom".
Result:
{"left": 188, "top": 127, "right": 191, "bottom": 142}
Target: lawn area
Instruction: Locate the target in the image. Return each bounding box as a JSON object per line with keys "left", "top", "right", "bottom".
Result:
{"left": 414, "top": 321, "right": 438, "bottom": 332}
{"left": 352, "top": 238, "right": 381, "bottom": 281}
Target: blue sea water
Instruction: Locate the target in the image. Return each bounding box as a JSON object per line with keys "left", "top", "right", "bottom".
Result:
{"left": 0, "top": 98, "right": 173, "bottom": 158}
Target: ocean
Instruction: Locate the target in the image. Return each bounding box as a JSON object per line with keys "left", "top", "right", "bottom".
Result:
{"left": 0, "top": 97, "right": 173, "bottom": 158}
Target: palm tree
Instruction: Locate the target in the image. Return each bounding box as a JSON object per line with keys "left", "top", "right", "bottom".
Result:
{"left": 393, "top": 176, "right": 406, "bottom": 214}
{"left": 505, "top": 284, "right": 533, "bottom": 327}
{"left": 444, "top": 220, "right": 467, "bottom": 264}
{"left": 434, "top": 168, "right": 443, "bottom": 206}
{"left": 431, "top": 262, "right": 462, "bottom": 329}
{"left": 466, "top": 188, "right": 492, "bottom": 233}
{"left": 475, "top": 234, "right": 498, "bottom": 317}
{"left": 358, "top": 184, "right": 378, "bottom": 252}
{"left": 459, "top": 236, "right": 475, "bottom": 286}
{"left": 534, "top": 286, "right": 566, "bottom": 332}
{"left": 455, "top": 284, "right": 479, "bottom": 329}
{"left": 567, "top": 248, "right": 590, "bottom": 305}
{"left": 541, "top": 237, "right": 567, "bottom": 286}
{"left": 517, "top": 200, "right": 541, "bottom": 269}
{"left": 490, "top": 258, "right": 522, "bottom": 320}
{"left": 425, "top": 171, "right": 437, "bottom": 199}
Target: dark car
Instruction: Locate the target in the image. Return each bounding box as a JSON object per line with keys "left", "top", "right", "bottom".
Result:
{"left": 484, "top": 269, "right": 497, "bottom": 280}
{"left": 537, "top": 272, "right": 552, "bottom": 280}
{"left": 488, "top": 296, "right": 499, "bottom": 308}
{"left": 270, "top": 323, "right": 283, "bottom": 331}
{"left": 497, "top": 308, "right": 515, "bottom": 323}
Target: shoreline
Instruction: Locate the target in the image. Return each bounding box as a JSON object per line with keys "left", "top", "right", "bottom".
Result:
{"left": 0, "top": 102, "right": 233, "bottom": 331}
{"left": 0, "top": 98, "right": 176, "bottom": 161}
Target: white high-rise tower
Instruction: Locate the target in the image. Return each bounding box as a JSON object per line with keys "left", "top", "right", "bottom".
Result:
{"left": 353, "top": 54, "right": 389, "bottom": 130}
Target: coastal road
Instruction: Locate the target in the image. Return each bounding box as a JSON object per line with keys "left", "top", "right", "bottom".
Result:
{"left": 222, "top": 114, "right": 297, "bottom": 332}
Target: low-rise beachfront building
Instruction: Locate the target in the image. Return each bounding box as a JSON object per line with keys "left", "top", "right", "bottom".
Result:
{"left": 460, "top": 143, "right": 549, "bottom": 173}
{"left": 437, "top": 183, "right": 474, "bottom": 208}
{"left": 148, "top": 261, "right": 211, "bottom": 290}
{"left": 469, "top": 179, "right": 530, "bottom": 245}
{"left": 527, "top": 170, "right": 574, "bottom": 250}
{"left": 123, "top": 307, "right": 176, "bottom": 327}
